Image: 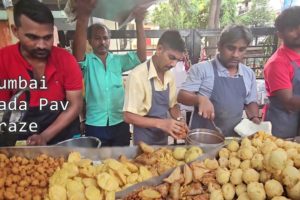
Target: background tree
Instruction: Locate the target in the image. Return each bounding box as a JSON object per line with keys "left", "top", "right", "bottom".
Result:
{"left": 220, "top": 0, "right": 275, "bottom": 27}
{"left": 151, "top": 0, "right": 209, "bottom": 29}
{"left": 151, "top": 0, "right": 275, "bottom": 29}
{"left": 150, "top": 0, "right": 276, "bottom": 57}
{"left": 206, "top": 0, "right": 222, "bottom": 56}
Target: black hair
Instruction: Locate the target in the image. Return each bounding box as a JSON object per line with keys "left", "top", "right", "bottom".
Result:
{"left": 219, "top": 25, "right": 253, "bottom": 46}
{"left": 158, "top": 30, "right": 186, "bottom": 52}
{"left": 275, "top": 6, "right": 300, "bottom": 32}
{"left": 87, "top": 23, "right": 111, "bottom": 40}
{"left": 14, "top": 0, "right": 54, "bottom": 27}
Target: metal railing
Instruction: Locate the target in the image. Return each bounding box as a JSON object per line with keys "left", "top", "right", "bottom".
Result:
{"left": 60, "top": 27, "right": 277, "bottom": 78}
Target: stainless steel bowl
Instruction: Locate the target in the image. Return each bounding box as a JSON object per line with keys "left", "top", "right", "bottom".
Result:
{"left": 186, "top": 128, "right": 225, "bottom": 150}
{"left": 55, "top": 137, "right": 101, "bottom": 148}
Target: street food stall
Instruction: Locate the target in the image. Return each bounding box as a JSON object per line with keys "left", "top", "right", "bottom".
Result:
{"left": 0, "top": 132, "right": 300, "bottom": 199}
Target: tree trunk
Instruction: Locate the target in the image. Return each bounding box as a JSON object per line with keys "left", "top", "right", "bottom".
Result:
{"left": 206, "top": 0, "right": 222, "bottom": 58}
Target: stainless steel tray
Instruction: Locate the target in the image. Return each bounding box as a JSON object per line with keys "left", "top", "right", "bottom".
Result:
{"left": 0, "top": 144, "right": 217, "bottom": 161}
{"left": 0, "top": 146, "right": 141, "bottom": 160}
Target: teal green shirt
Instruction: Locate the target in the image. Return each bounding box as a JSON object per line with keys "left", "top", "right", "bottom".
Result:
{"left": 80, "top": 52, "right": 140, "bottom": 126}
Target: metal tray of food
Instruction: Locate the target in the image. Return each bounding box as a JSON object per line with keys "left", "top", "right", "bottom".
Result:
{"left": 0, "top": 143, "right": 218, "bottom": 161}
{"left": 0, "top": 145, "right": 141, "bottom": 160}
{"left": 116, "top": 145, "right": 223, "bottom": 198}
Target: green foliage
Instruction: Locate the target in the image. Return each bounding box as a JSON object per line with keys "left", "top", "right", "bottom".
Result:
{"left": 151, "top": 0, "right": 209, "bottom": 29}
{"left": 151, "top": 0, "right": 276, "bottom": 29}
{"left": 220, "top": 0, "right": 239, "bottom": 26}
{"left": 236, "top": 0, "right": 276, "bottom": 27}
{"left": 220, "top": 0, "right": 276, "bottom": 27}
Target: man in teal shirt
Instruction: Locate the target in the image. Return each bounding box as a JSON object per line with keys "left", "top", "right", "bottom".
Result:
{"left": 73, "top": 0, "right": 146, "bottom": 146}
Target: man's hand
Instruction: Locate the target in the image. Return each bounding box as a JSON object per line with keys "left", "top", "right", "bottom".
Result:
{"left": 180, "top": 122, "right": 189, "bottom": 139}
{"left": 250, "top": 117, "right": 261, "bottom": 124}
{"left": 159, "top": 119, "right": 188, "bottom": 140}
{"left": 133, "top": 6, "right": 147, "bottom": 23}
{"left": 26, "top": 134, "right": 47, "bottom": 146}
{"left": 75, "top": 0, "right": 97, "bottom": 17}
{"left": 198, "top": 95, "right": 215, "bottom": 120}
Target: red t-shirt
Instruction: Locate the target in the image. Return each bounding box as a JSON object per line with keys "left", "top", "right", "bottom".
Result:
{"left": 264, "top": 45, "right": 300, "bottom": 97}
{"left": 0, "top": 43, "right": 82, "bottom": 107}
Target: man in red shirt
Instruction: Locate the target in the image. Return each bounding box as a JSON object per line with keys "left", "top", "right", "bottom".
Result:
{"left": 0, "top": 0, "right": 83, "bottom": 145}
{"left": 264, "top": 6, "right": 300, "bottom": 138}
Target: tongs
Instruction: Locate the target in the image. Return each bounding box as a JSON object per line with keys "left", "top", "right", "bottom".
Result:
{"left": 211, "top": 120, "right": 223, "bottom": 135}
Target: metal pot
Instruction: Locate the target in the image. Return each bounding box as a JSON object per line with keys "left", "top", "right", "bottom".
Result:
{"left": 55, "top": 136, "right": 101, "bottom": 148}
{"left": 186, "top": 128, "right": 225, "bottom": 150}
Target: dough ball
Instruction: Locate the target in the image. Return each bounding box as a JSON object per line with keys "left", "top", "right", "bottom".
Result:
{"left": 241, "top": 138, "right": 252, "bottom": 148}
{"left": 283, "top": 141, "right": 297, "bottom": 150}
{"left": 282, "top": 166, "right": 300, "bottom": 187}
{"left": 286, "top": 148, "right": 298, "bottom": 160}
{"left": 287, "top": 180, "right": 300, "bottom": 200}
{"left": 227, "top": 140, "right": 240, "bottom": 152}
{"left": 251, "top": 153, "right": 264, "bottom": 171}
{"left": 261, "top": 141, "right": 277, "bottom": 155}
{"left": 242, "top": 168, "right": 259, "bottom": 184}
{"left": 265, "top": 179, "right": 284, "bottom": 198}
{"left": 230, "top": 168, "right": 243, "bottom": 185}
{"left": 222, "top": 183, "right": 235, "bottom": 200}
{"left": 172, "top": 147, "right": 187, "bottom": 160}
{"left": 216, "top": 168, "right": 230, "bottom": 185}
{"left": 228, "top": 157, "right": 241, "bottom": 170}
{"left": 240, "top": 160, "right": 251, "bottom": 170}
{"left": 219, "top": 148, "right": 230, "bottom": 158}
{"left": 269, "top": 149, "right": 288, "bottom": 170}
{"left": 259, "top": 170, "right": 272, "bottom": 183}
{"left": 210, "top": 189, "right": 224, "bottom": 200}
{"left": 247, "top": 182, "right": 266, "bottom": 200}
{"left": 275, "top": 139, "right": 285, "bottom": 148}
{"left": 204, "top": 159, "right": 219, "bottom": 170}
{"left": 219, "top": 157, "right": 229, "bottom": 168}
{"left": 252, "top": 138, "right": 263, "bottom": 148}
{"left": 235, "top": 183, "right": 247, "bottom": 196}
{"left": 238, "top": 148, "right": 253, "bottom": 161}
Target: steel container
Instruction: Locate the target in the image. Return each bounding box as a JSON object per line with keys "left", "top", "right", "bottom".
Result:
{"left": 55, "top": 136, "right": 101, "bottom": 148}
{"left": 186, "top": 128, "right": 225, "bottom": 150}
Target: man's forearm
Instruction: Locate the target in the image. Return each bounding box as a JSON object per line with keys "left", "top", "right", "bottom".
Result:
{"left": 41, "top": 99, "right": 83, "bottom": 142}
{"left": 177, "top": 90, "right": 200, "bottom": 106}
{"left": 245, "top": 102, "right": 259, "bottom": 119}
{"left": 136, "top": 20, "right": 146, "bottom": 62}
{"left": 73, "top": 15, "right": 89, "bottom": 61}
{"left": 124, "top": 111, "right": 163, "bottom": 129}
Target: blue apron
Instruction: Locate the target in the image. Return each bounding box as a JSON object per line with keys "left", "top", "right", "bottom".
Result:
{"left": 190, "top": 59, "right": 246, "bottom": 137}
{"left": 133, "top": 60, "right": 170, "bottom": 145}
{"left": 265, "top": 61, "right": 300, "bottom": 138}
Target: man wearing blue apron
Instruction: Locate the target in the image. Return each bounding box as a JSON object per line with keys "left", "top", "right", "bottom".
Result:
{"left": 264, "top": 6, "right": 300, "bottom": 138}
{"left": 123, "top": 31, "right": 188, "bottom": 145}
{"left": 178, "top": 25, "right": 260, "bottom": 137}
